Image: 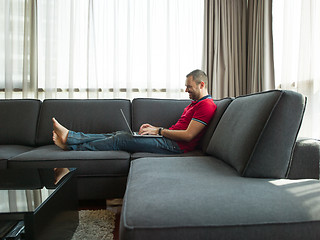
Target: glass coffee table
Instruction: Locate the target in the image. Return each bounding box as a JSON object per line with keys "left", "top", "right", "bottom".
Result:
{"left": 0, "top": 168, "right": 78, "bottom": 240}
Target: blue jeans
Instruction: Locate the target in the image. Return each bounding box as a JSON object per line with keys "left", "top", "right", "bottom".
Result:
{"left": 67, "top": 131, "right": 183, "bottom": 154}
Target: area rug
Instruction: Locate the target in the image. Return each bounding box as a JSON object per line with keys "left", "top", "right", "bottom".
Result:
{"left": 71, "top": 209, "right": 116, "bottom": 240}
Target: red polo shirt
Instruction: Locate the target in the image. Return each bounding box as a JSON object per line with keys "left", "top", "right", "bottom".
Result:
{"left": 169, "top": 95, "right": 217, "bottom": 152}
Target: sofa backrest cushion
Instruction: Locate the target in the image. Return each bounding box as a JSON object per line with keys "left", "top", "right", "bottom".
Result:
{"left": 200, "top": 98, "right": 233, "bottom": 152}
{"left": 206, "top": 90, "right": 306, "bottom": 178}
{"left": 0, "top": 100, "right": 41, "bottom": 146}
{"left": 36, "top": 99, "right": 131, "bottom": 146}
{"left": 132, "top": 98, "right": 191, "bottom": 132}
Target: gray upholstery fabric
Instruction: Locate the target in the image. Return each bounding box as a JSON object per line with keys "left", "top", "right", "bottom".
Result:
{"left": 121, "top": 157, "right": 320, "bottom": 240}
{"left": 0, "top": 145, "right": 35, "bottom": 169}
{"left": 200, "top": 97, "right": 233, "bottom": 152}
{"left": 288, "top": 138, "right": 320, "bottom": 179}
{"left": 243, "top": 91, "right": 306, "bottom": 178}
{"left": 131, "top": 98, "right": 191, "bottom": 132}
{"left": 0, "top": 99, "right": 41, "bottom": 146}
{"left": 130, "top": 150, "right": 205, "bottom": 160}
{"left": 206, "top": 90, "right": 306, "bottom": 178}
{"left": 8, "top": 145, "right": 130, "bottom": 176}
{"left": 36, "top": 99, "right": 131, "bottom": 146}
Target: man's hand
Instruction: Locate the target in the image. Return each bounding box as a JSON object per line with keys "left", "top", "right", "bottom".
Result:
{"left": 139, "top": 123, "right": 159, "bottom": 135}
{"left": 138, "top": 120, "right": 206, "bottom": 141}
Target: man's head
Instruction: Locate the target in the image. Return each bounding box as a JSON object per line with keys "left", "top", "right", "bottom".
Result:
{"left": 185, "top": 69, "right": 208, "bottom": 100}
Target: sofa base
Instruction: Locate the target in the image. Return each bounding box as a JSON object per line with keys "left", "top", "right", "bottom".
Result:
{"left": 120, "top": 220, "right": 320, "bottom": 240}
{"left": 77, "top": 176, "right": 127, "bottom": 200}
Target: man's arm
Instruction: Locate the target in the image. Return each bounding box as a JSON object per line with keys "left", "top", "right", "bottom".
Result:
{"left": 138, "top": 120, "right": 206, "bottom": 142}
{"left": 160, "top": 120, "right": 206, "bottom": 142}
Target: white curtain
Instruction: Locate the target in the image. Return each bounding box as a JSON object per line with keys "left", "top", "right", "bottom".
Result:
{"left": 0, "top": 0, "right": 204, "bottom": 100}
{"left": 0, "top": 0, "right": 38, "bottom": 99}
{"left": 273, "top": 0, "right": 320, "bottom": 139}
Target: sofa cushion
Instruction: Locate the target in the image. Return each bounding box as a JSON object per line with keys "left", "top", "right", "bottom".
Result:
{"left": 8, "top": 145, "right": 130, "bottom": 176}
{"left": 130, "top": 150, "right": 205, "bottom": 160}
{"left": 0, "top": 145, "right": 35, "bottom": 169}
{"left": 206, "top": 90, "right": 306, "bottom": 178}
{"left": 0, "top": 99, "right": 41, "bottom": 146}
{"left": 36, "top": 99, "right": 131, "bottom": 146}
{"left": 200, "top": 97, "right": 233, "bottom": 152}
{"left": 121, "top": 157, "right": 320, "bottom": 240}
{"left": 132, "top": 98, "right": 191, "bottom": 132}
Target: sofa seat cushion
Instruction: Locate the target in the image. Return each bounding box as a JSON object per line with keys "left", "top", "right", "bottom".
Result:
{"left": 0, "top": 145, "right": 35, "bottom": 169}
{"left": 8, "top": 145, "right": 130, "bottom": 176}
{"left": 121, "top": 157, "right": 320, "bottom": 240}
{"left": 130, "top": 150, "right": 205, "bottom": 160}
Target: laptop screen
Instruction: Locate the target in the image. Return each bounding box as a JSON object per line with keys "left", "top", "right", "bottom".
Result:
{"left": 120, "top": 109, "right": 134, "bottom": 135}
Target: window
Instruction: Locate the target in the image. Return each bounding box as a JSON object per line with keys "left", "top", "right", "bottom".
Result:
{"left": 0, "top": 0, "right": 204, "bottom": 99}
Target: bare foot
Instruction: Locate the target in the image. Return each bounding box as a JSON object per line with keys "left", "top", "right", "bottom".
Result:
{"left": 52, "top": 118, "right": 69, "bottom": 144}
{"left": 53, "top": 131, "right": 68, "bottom": 150}
{"left": 54, "top": 168, "right": 70, "bottom": 185}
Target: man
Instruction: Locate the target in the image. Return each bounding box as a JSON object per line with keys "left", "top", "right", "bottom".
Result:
{"left": 52, "top": 69, "right": 217, "bottom": 155}
{"left": 53, "top": 69, "right": 216, "bottom": 183}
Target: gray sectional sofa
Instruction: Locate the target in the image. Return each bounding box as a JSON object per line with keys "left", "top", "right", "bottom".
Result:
{"left": 1, "top": 89, "right": 320, "bottom": 239}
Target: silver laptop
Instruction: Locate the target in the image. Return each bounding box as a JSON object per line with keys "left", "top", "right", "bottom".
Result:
{"left": 120, "top": 109, "right": 163, "bottom": 138}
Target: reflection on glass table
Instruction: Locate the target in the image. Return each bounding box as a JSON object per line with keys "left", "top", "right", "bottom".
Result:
{"left": 0, "top": 168, "right": 78, "bottom": 240}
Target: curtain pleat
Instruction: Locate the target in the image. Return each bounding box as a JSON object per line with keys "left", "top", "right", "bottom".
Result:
{"left": 247, "top": 0, "right": 275, "bottom": 94}
{"left": 203, "top": 0, "right": 247, "bottom": 99}
{"left": 203, "top": 0, "right": 275, "bottom": 98}
{"left": 23, "top": 0, "right": 38, "bottom": 99}
{"left": 4, "top": 0, "right": 13, "bottom": 99}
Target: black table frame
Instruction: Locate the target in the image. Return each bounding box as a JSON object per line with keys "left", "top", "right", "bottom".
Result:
{"left": 0, "top": 169, "right": 78, "bottom": 240}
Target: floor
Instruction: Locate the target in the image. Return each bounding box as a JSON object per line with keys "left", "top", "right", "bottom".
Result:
{"left": 78, "top": 199, "right": 121, "bottom": 240}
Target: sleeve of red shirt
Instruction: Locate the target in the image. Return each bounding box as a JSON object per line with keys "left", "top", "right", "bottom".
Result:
{"left": 191, "top": 100, "right": 217, "bottom": 126}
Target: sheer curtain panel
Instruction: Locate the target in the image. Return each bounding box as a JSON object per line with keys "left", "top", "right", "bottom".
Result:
{"left": 0, "top": 0, "right": 38, "bottom": 99}
{"left": 247, "top": 0, "right": 275, "bottom": 93}
{"left": 1, "top": 0, "right": 204, "bottom": 100}
{"left": 273, "top": 0, "right": 320, "bottom": 138}
{"left": 36, "top": 0, "right": 204, "bottom": 100}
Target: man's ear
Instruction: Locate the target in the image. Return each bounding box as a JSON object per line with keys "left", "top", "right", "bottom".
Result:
{"left": 200, "top": 81, "right": 205, "bottom": 89}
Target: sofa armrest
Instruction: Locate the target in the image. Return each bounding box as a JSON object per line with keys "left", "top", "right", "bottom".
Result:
{"left": 288, "top": 137, "right": 320, "bottom": 179}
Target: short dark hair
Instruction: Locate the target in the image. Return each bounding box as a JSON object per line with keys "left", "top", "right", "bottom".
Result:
{"left": 186, "top": 69, "right": 208, "bottom": 87}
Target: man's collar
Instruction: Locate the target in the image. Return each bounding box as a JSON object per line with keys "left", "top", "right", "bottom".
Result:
{"left": 192, "top": 95, "right": 212, "bottom": 104}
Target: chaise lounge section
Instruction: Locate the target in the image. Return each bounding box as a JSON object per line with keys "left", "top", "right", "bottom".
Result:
{"left": 120, "top": 90, "right": 320, "bottom": 240}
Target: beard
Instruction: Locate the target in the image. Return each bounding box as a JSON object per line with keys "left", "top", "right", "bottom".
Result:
{"left": 188, "top": 92, "right": 200, "bottom": 100}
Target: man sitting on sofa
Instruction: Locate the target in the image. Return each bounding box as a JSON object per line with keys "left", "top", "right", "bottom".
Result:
{"left": 53, "top": 69, "right": 216, "bottom": 154}
{"left": 53, "top": 69, "right": 216, "bottom": 183}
